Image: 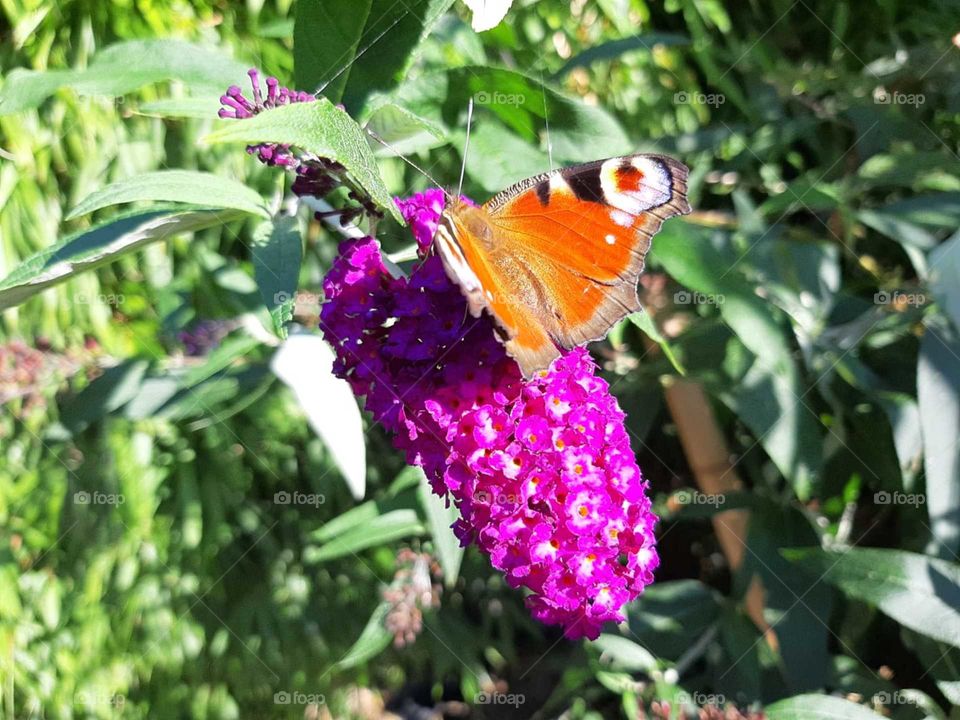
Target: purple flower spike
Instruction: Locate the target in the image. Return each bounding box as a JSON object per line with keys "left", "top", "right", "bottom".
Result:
{"left": 319, "top": 191, "right": 660, "bottom": 640}
{"left": 218, "top": 68, "right": 316, "bottom": 168}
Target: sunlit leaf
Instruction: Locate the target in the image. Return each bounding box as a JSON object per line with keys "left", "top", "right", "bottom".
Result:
{"left": 67, "top": 170, "right": 269, "bottom": 220}
{"left": 202, "top": 98, "right": 403, "bottom": 223}
{"left": 304, "top": 510, "right": 426, "bottom": 562}
{"left": 336, "top": 602, "right": 393, "bottom": 669}
{"left": 0, "top": 208, "right": 244, "bottom": 310}
{"left": 766, "top": 694, "right": 886, "bottom": 720}
{"left": 251, "top": 216, "right": 303, "bottom": 338}
{"left": 783, "top": 547, "right": 960, "bottom": 647}
{"left": 417, "top": 469, "right": 464, "bottom": 587}
{"left": 0, "top": 40, "right": 248, "bottom": 116}
{"left": 271, "top": 333, "right": 367, "bottom": 499}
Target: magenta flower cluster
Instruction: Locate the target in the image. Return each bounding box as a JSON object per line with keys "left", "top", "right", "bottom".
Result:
{"left": 320, "top": 191, "right": 659, "bottom": 639}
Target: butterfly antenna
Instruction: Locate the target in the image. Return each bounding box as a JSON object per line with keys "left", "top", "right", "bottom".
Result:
{"left": 540, "top": 70, "right": 554, "bottom": 171}
{"left": 365, "top": 128, "right": 451, "bottom": 201}
{"left": 314, "top": 11, "right": 408, "bottom": 97}
{"left": 457, "top": 97, "right": 474, "bottom": 199}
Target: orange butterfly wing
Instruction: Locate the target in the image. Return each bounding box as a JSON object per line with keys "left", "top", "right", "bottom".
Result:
{"left": 438, "top": 154, "right": 690, "bottom": 377}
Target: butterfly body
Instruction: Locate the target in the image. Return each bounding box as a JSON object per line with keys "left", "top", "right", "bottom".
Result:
{"left": 434, "top": 154, "right": 690, "bottom": 377}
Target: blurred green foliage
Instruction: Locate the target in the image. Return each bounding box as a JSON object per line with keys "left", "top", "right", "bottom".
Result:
{"left": 1, "top": 0, "right": 959, "bottom": 718}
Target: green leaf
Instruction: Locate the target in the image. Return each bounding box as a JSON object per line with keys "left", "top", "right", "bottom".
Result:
{"left": 858, "top": 209, "right": 938, "bottom": 250}
{"left": 0, "top": 40, "right": 248, "bottom": 116}
{"left": 181, "top": 334, "right": 261, "bottom": 387}
{"left": 310, "top": 487, "right": 418, "bottom": 544}
{"left": 555, "top": 33, "right": 689, "bottom": 76}
{"left": 202, "top": 98, "right": 403, "bottom": 223}
{"left": 766, "top": 694, "right": 886, "bottom": 720}
{"left": 304, "top": 510, "right": 426, "bottom": 563}
{"left": 0, "top": 208, "right": 243, "bottom": 311}
{"left": 462, "top": 122, "right": 550, "bottom": 193}
{"left": 365, "top": 101, "right": 446, "bottom": 157}
{"left": 336, "top": 602, "right": 393, "bottom": 669}
{"left": 628, "top": 310, "right": 686, "bottom": 375}
{"left": 295, "top": 0, "right": 454, "bottom": 113}
{"left": 137, "top": 96, "right": 223, "bottom": 119}
{"left": 917, "top": 319, "right": 960, "bottom": 559}
{"left": 67, "top": 170, "right": 269, "bottom": 220}
{"left": 59, "top": 360, "right": 150, "bottom": 433}
{"left": 251, "top": 216, "right": 302, "bottom": 337}
{"left": 652, "top": 223, "right": 821, "bottom": 496}
{"left": 783, "top": 547, "right": 960, "bottom": 647}
{"left": 759, "top": 177, "right": 843, "bottom": 216}
{"left": 746, "top": 501, "right": 831, "bottom": 691}
{"left": 294, "top": 0, "right": 371, "bottom": 100}
{"left": 272, "top": 335, "right": 367, "bottom": 500}
{"left": 929, "top": 229, "right": 960, "bottom": 331}
{"left": 417, "top": 469, "right": 464, "bottom": 587}
{"left": 400, "top": 66, "right": 632, "bottom": 163}
{"left": 876, "top": 192, "right": 960, "bottom": 229}
{"left": 592, "top": 634, "right": 658, "bottom": 673}
{"left": 626, "top": 580, "right": 722, "bottom": 661}
{"left": 0, "top": 68, "right": 74, "bottom": 116}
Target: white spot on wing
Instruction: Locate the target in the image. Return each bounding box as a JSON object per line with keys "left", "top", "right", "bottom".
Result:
{"left": 611, "top": 209, "right": 633, "bottom": 227}
{"left": 601, "top": 156, "right": 672, "bottom": 215}
{"left": 605, "top": 234, "right": 617, "bottom": 245}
